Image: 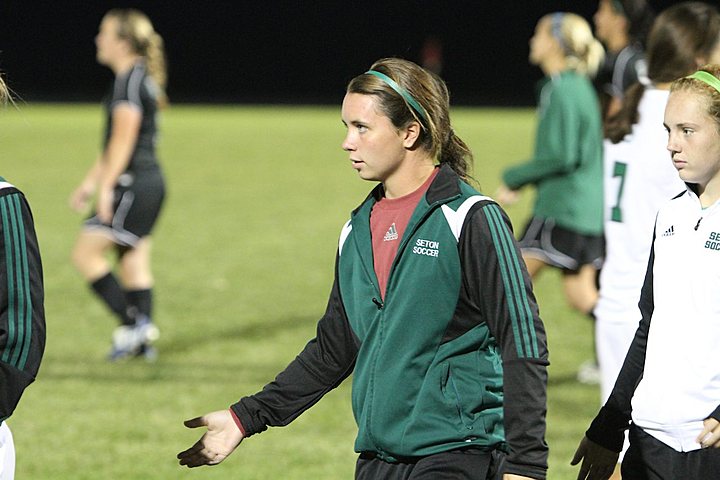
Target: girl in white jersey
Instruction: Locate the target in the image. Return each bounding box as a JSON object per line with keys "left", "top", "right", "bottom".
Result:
{"left": 572, "top": 64, "right": 720, "bottom": 480}
{"left": 594, "top": 6, "right": 720, "bottom": 474}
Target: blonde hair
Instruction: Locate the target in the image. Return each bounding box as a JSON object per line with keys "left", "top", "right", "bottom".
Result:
{"left": 346, "top": 58, "right": 474, "bottom": 180}
{"left": 0, "top": 74, "right": 8, "bottom": 105}
{"left": 105, "top": 8, "right": 168, "bottom": 107}
{"left": 671, "top": 65, "right": 720, "bottom": 133}
{"left": 550, "top": 12, "right": 605, "bottom": 77}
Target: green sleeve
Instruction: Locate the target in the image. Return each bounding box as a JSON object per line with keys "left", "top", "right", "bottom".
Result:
{"left": 503, "top": 83, "right": 582, "bottom": 189}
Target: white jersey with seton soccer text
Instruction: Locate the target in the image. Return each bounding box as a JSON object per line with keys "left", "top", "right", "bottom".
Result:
{"left": 595, "top": 88, "right": 685, "bottom": 327}
{"left": 632, "top": 189, "right": 720, "bottom": 451}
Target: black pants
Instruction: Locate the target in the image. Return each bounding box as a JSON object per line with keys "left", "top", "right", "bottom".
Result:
{"left": 355, "top": 448, "right": 504, "bottom": 480}
{"left": 622, "top": 424, "right": 720, "bottom": 479}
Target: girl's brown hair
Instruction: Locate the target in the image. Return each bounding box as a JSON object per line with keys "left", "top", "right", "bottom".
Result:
{"left": 606, "top": 2, "right": 720, "bottom": 142}
{"left": 346, "top": 58, "right": 473, "bottom": 180}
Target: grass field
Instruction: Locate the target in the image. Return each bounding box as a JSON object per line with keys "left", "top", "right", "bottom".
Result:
{"left": 1, "top": 104, "right": 599, "bottom": 479}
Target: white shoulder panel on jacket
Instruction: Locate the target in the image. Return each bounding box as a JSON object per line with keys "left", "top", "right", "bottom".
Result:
{"left": 441, "top": 196, "right": 491, "bottom": 241}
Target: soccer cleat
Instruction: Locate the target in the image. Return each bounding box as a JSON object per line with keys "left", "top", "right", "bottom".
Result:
{"left": 108, "top": 316, "right": 160, "bottom": 361}
{"left": 136, "top": 344, "right": 158, "bottom": 362}
{"left": 576, "top": 360, "right": 601, "bottom": 385}
{"left": 108, "top": 325, "right": 141, "bottom": 360}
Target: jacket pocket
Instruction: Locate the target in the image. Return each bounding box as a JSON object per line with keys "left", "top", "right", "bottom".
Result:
{"left": 441, "top": 363, "right": 475, "bottom": 432}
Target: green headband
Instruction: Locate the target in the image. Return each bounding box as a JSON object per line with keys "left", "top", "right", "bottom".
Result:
{"left": 365, "top": 70, "right": 428, "bottom": 124}
{"left": 687, "top": 71, "right": 720, "bottom": 94}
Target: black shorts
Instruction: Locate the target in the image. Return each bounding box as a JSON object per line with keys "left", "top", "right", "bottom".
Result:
{"left": 622, "top": 424, "right": 720, "bottom": 479}
{"left": 518, "top": 216, "right": 603, "bottom": 272}
{"left": 355, "top": 448, "right": 505, "bottom": 480}
{"left": 84, "top": 169, "right": 165, "bottom": 248}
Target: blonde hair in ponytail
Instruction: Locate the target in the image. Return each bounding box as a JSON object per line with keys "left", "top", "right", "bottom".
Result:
{"left": 0, "top": 75, "right": 8, "bottom": 105}
{"left": 553, "top": 13, "right": 605, "bottom": 77}
{"left": 105, "top": 8, "right": 168, "bottom": 107}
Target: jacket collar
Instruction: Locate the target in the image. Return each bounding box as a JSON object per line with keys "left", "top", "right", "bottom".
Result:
{"left": 361, "top": 163, "right": 461, "bottom": 211}
{"left": 426, "top": 163, "right": 462, "bottom": 205}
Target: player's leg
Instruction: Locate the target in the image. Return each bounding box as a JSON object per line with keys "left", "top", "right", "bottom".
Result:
{"left": 562, "top": 264, "right": 598, "bottom": 315}
{"left": 71, "top": 230, "right": 133, "bottom": 326}
{"left": 119, "top": 236, "right": 153, "bottom": 289}
{"left": 119, "top": 237, "right": 159, "bottom": 360}
{"left": 521, "top": 254, "right": 547, "bottom": 279}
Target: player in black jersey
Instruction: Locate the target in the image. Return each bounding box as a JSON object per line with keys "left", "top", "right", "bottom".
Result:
{"left": 70, "top": 9, "right": 167, "bottom": 361}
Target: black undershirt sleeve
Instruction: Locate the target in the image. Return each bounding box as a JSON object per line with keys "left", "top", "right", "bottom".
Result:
{"left": 459, "top": 201, "right": 549, "bottom": 479}
{"left": 586, "top": 234, "right": 656, "bottom": 452}
{"left": 231, "top": 257, "right": 360, "bottom": 436}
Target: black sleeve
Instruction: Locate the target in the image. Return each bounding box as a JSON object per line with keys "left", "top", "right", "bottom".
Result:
{"left": 0, "top": 189, "right": 46, "bottom": 421}
{"left": 231, "top": 257, "right": 360, "bottom": 436}
{"left": 586, "top": 234, "right": 655, "bottom": 452}
{"left": 460, "top": 201, "right": 549, "bottom": 479}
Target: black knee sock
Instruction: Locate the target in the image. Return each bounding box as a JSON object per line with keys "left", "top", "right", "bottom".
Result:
{"left": 90, "top": 272, "right": 132, "bottom": 326}
{"left": 126, "top": 288, "right": 152, "bottom": 322}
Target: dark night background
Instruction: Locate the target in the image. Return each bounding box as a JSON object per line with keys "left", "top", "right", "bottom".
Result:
{"left": 0, "top": 1, "right": 688, "bottom": 106}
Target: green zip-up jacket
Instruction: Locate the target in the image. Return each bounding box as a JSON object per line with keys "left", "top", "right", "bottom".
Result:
{"left": 0, "top": 178, "right": 45, "bottom": 423}
{"left": 233, "top": 165, "right": 549, "bottom": 478}
{"left": 503, "top": 70, "right": 604, "bottom": 235}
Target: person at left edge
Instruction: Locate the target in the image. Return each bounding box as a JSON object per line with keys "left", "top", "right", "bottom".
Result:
{"left": 0, "top": 70, "right": 47, "bottom": 480}
{"left": 178, "top": 57, "right": 549, "bottom": 480}
{"left": 69, "top": 9, "right": 167, "bottom": 361}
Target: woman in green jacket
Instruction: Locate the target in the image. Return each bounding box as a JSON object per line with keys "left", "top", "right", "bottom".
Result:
{"left": 497, "top": 13, "right": 605, "bottom": 318}
{"left": 179, "top": 58, "right": 550, "bottom": 480}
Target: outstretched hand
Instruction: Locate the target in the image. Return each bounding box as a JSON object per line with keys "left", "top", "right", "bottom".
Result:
{"left": 177, "top": 409, "right": 245, "bottom": 468}
{"left": 570, "top": 435, "right": 619, "bottom": 480}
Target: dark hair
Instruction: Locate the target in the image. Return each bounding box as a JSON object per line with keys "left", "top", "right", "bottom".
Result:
{"left": 346, "top": 57, "right": 473, "bottom": 179}
{"left": 606, "top": 2, "right": 720, "bottom": 143}
{"left": 616, "top": 0, "right": 655, "bottom": 48}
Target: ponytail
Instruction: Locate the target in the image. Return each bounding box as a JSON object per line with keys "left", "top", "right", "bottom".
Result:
{"left": 439, "top": 130, "right": 473, "bottom": 180}
{"left": 584, "top": 39, "right": 605, "bottom": 78}
{"left": 554, "top": 13, "right": 605, "bottom": 78}
{"left": 144, "top": 32, "right": 168, "bottom": 108}
{"left": 347, "top": 58, "right": 474, "bottom": 181}
{"left": 605, "top": 82, "right": 645, "bottom": 143}
{"left": 0, "top": 74, "right": 8, "bottom": 105}
{"left": 107, "top": 8, "right": 169, "bottom": 108}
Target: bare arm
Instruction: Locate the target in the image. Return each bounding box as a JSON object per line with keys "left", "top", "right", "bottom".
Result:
{"left": 69, "top": 156, "right": 102, "bottom": 213}
{"left": 96, "top": 103, "right": 142, "bottom": 222}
